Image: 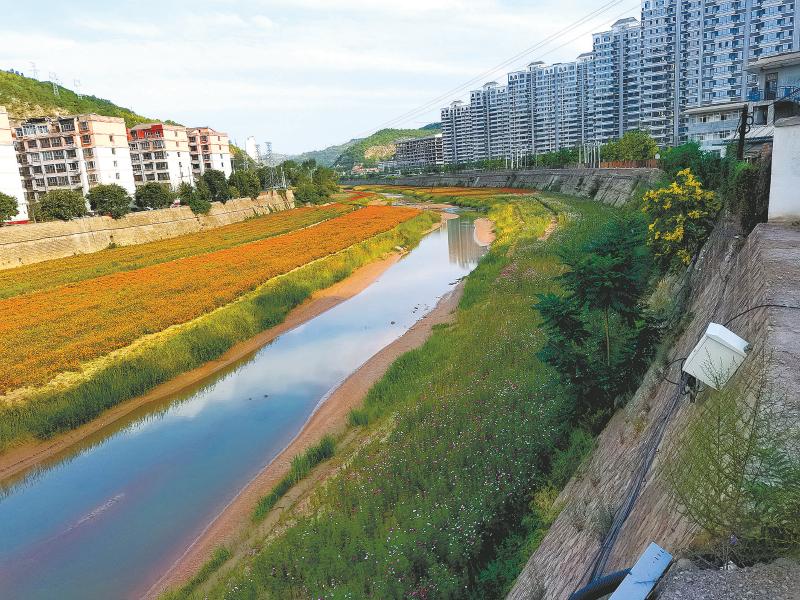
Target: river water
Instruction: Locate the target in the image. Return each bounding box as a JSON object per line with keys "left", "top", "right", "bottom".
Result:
{"left": 0, "top": 216, "right": 487, "bottom": 600}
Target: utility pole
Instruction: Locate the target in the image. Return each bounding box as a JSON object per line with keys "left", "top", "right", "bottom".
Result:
{"left": 736, "top": 104, "right": 749, "bottom": 161}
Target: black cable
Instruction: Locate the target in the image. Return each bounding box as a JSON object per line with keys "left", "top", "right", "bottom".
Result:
{"left": 724, "top": 303, "right": 800, "bottom": 327}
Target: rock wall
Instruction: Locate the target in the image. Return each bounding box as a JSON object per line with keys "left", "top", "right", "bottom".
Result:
{"left": 0, "top": 190, "right": 294, "bottom": 270}
{"left": 508, "top": 220, "right": 800, "bottom": 600}
{"left": 343, "top": 168, "right": 662, "bottom": 206}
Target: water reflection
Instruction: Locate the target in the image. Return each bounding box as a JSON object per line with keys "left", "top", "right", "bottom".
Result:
{"left": 448, "top": 217, "right": 488, "bottom": 268}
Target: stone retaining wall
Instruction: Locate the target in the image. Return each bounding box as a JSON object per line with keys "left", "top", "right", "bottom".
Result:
{"left": 0, "top": 190, "right": 294, "bottom": 270}
{"left": 508, "top": 220, "right": 800, "bottom": 599}
{"left": 343, "top": 167, "right": 662, "bottom": 206}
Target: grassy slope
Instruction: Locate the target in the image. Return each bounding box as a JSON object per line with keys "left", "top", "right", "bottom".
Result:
{"left": 0, "top": 71, "right": 161, "bottom": 127}
{"left": 0, "top": 204, "right": 353, "bottom": 299}
{"left": 0, "top": 211, "right": 439, "bottom": 450}
{"left": 188, "top": 191, "right": 617, "bottom": 599}
{"left": 334, "top": 127, "right": 442, "bottom": 169}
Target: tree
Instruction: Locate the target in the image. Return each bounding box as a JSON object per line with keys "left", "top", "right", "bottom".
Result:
{"left": 617, "top": 129, "right": 658, "bottom": 161}
{"left": 86, "top": 184, "right": 131, "bottom": 219}
{"left": 202, "top": 169, "right": 230, "bottom": 203}
{"left": 34, "top": 189, "right": 87, "bottom": 221}
{"left": 0, "top": 192, "right": 18, "bottom": 224}
{"left": 601, "top": 130, "right": 658, "bottom": 162}
{"left": 177, "top": 181, "right": 212, "bottom": 214}
{"left": 228, "top": 170, "right": 260, "bottom": 200}
{"left": 642, "top": 168, "right": 721, "bottom": 268}
{"left": 134, "top": 182, "right": 174, "bottom": 209}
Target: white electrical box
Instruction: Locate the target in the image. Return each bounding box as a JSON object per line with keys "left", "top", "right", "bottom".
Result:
{"left": 683, "top": 323, "right": 750, "bottom": 389}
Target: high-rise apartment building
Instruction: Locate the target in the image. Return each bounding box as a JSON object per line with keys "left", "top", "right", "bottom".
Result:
{"left": 14, "top": 113, "right": 135, "bottom": 202}
{"left": 128, "top": 123, "right": 193, "bottom": 190}
{"left": 641, "top": 0, "right": 798, "bottom": 146}
{"left": 440, "top": 100, "right": 472, "bottom": 164}
{"left": 439, "top": 0, "right": 799, "bottom": 163}
{"left": 186, "top": 127, "right": 232, "bottom": 179}
{"left": 0, "top": 106, "right": 27, "bottom": 222}
{"left": 592, "top": 17, "right": 641, "bottom": 142}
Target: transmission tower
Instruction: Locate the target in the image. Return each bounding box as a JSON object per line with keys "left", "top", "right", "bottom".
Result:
{"left": 29, "top": 62, "right": 38, "bottom": 80}
{"left": 263, "top": 141, "right": 277, "bottom": 188}
{"left": 73, "top": 79, "right": 83, "bottom": 99}
{"left": 48, "top": 72, "right": 60, "bottom": 98}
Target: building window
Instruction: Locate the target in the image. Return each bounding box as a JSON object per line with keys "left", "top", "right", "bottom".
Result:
{"left": 81, "top": 135, "right": 91, "bottom": 144}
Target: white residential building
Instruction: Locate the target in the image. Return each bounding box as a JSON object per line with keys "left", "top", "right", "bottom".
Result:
{"left": 128, "top": 123, "right": 193, "bottom": 190}
{"left": 187, "top": 127, "right": 232, "bottom": 179}
{"left": 14, "top": 113, "right": 135, "bottom": 203}
{"left": 0, "top": 106, "right": 27, "bottom": 222}
{"left": 440, "top": 100, "right": 472, "bottom": 164}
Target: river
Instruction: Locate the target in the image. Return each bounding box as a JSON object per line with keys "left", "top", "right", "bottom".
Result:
{"left": 0, "top": 215, "right": 487, "bottom": 600}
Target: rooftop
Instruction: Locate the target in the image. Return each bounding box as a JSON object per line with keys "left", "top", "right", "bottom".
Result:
{"left": 746, "top": 50, "right": 800, "bottom": 73}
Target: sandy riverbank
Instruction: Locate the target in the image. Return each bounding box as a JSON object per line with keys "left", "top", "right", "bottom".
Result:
{"left": 146, "top": 278, "right": 466, "bottom": 598}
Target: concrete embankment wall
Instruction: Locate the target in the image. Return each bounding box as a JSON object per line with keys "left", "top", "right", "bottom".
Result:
{"left": 343, "top": 167, "right": 662, "bottom": 206}
{"left": 0, "top": 190, "right": 295, "bottom": 270}
{"left": 508, "top": 220, "right": 800, "bottom": 600}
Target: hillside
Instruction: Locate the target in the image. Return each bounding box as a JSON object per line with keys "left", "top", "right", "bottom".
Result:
{"left": 294, "top": 123, "right": 441, "bottom": 169}
{"left": 0, "top": 71, "right": 170, "bottom": 127}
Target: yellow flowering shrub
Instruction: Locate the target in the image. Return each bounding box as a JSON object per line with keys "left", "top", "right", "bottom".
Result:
{"left": 642, "top": 168, "right": 720, "bottom": 267}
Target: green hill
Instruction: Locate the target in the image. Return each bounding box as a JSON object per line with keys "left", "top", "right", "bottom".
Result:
{"left": 0, "top": 70, "right": 175, "bottom": 127}
{"left": 294, "top": 123, "right": 442, "bottom": 169}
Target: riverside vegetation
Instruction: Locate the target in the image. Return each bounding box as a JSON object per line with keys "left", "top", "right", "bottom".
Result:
{"left": 0, "top": 206, "right": 438, "bottom": 450}
{"left": 175, "top": 186, "right": 674, "bottom": 599}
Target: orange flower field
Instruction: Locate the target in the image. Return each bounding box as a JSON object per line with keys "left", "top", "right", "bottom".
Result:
{"left": 0, "top": 205, "right": 420, "bottom": 394}
{"left": 0, "top": 203, "right": 354, "bottom": 300}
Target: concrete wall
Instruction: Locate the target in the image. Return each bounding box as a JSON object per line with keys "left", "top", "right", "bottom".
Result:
{"left": 343, "top": 167, "right": 662, "bottom": 206}
{"left": 769, "top": 116, "right": 800, "bottom": 221}
{"left": 0, "top": 190, "right": 294, "bottom": 270}
{"left": 508, "top": 220, "right": 800, "bottom": 599}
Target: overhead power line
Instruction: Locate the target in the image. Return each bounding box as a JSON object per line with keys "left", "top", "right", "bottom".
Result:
{"left": 355, "top": 0, "right": 638, "bottom": 138}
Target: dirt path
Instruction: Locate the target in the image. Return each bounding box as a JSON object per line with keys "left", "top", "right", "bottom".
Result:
{"left": 146, "top": 281, "right": 465, "bottom": 598}
{"left": 540, "top": 217, "right": 558, "bottom": 241}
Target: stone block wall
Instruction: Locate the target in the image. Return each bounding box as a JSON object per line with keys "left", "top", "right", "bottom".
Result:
{"left": 0, "top": 190, "right": 294, "bottom": 270}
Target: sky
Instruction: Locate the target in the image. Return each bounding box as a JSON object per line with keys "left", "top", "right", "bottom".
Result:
{"left": 0, "top": 0, "right": 638, "bottom": 155}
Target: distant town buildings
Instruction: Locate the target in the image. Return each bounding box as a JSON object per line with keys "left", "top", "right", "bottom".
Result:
{"left": 128, "top": 123, "right": 194, "bottom": 189}
{"left": 440, "top": 2, "right": 800, "bottom": 164}
{"left": 394, "top": 134, "right": 443, "bottom": 169}
{"left": 0, "top": 104, "right": 235, "bottom": 223}
{"left": 14, "top": 113, "right": 135, "bottom": 202}
{"left": 187, "top": 127, "right": 232, "bottom": 178}
{"left": 0, "top": 107, "right": 26, "bottom": 222}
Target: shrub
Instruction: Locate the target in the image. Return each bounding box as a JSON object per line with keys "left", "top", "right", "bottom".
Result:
{"left": 228, "top": 185, "right": 240, "bottom": 199}
{"left": 0, "top": 191, "right": 19, "bottom": 223}
{"left": 85, "top": 184, "right": 131, "bottom": 219}
{"left": 659, "top": 142, "right": 723, "bottom": 189}
{"left": 666, "top": 364, "right": 800, "bottom": 565}
{"left": 642, "top": 168, "right": 721, "bottom": 269}
{"left": 33, "top": 189, "right": 87, "bottom": 221}
{"left": 134, "top": 182, "right": 173, "bottom": 209}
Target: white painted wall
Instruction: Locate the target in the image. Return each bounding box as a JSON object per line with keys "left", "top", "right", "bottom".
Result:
{"left": 0, "top": 144, "right": 27, "bottom": 222}
{"left": 92, "top": 146, "right": 136, "bottom": 195}
{"left": 769, "top": 116, "right": 800, "bottom": 222}
{"left": 167, "top": 150, "right": 194, "bottom": 190}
